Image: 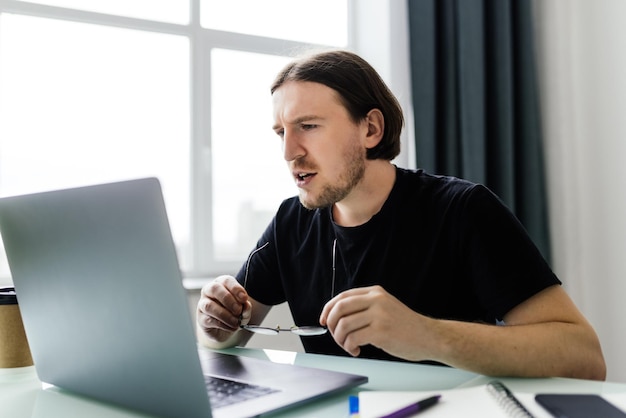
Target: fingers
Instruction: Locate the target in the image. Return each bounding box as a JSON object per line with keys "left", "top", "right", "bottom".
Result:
{"left": 329, "top": 309, "right": 371, "bottom": 357}
{"left": 319, "top": 286, "right": 372, "bottom": 326}
{"left": 197, "top": 275, "right": 249, "bottom": 336}
{"left": 319, "top": 286, "right": 393, "bottom": 357}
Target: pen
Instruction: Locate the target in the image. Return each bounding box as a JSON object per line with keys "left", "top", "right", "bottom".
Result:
{"left": 379, "top": 394, "right": 441, "bottom": 418}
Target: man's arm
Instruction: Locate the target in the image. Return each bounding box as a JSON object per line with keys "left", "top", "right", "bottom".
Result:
{"left": 320, "top": 284, "right": 606, "bottom": 380}
{"left": 427, "top": 285, "right": 606, "bottom": 379}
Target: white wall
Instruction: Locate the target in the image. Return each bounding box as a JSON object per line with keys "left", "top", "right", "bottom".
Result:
{"left": 534, "top": 0, "right": 626, "bottom": 382}
{"left": 352, "top": 0, "right": 415, "bottom": 170}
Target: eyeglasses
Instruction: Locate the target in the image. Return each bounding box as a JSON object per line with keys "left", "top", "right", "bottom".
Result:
{"left": 239, "top": 239, "right": 337, "bottom": 336}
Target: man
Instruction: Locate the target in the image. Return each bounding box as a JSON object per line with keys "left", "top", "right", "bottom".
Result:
{"left": 197, "top": 50, "right": 606, "bottom": 380}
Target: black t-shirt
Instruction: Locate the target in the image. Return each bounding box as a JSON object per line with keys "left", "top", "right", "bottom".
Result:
{"left": 237, "top": 167, "right": 560, "bottom": 361}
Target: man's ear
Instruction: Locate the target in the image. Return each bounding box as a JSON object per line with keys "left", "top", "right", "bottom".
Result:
{"left": 364, "top": 109, "right": 384, "bottom": 148}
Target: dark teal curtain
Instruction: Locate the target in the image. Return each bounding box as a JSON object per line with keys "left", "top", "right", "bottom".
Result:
{"left": 408, "top": 0, "right": 551, "bottom": 263}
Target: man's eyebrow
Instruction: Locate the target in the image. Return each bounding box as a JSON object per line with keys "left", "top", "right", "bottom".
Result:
{"left": 273, "top": 115, "right": 321, "bottom": 131}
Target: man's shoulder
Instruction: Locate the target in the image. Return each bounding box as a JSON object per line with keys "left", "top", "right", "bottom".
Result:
{"left": 395, "top": 167, "right": 482, "bottom": 198}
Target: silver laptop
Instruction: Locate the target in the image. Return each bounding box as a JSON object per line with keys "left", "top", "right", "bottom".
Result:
{"left": 0, "top": 178, "right": 367, "bottom": 418}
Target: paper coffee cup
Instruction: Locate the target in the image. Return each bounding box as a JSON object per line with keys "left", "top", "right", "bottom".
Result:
{"left": 0, "top": 287, "right": 33, "bottom": 368}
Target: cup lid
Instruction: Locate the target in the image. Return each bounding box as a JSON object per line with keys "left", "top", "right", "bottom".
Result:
{"left": 0, "top": 287, "right": 18, "bottom": 305}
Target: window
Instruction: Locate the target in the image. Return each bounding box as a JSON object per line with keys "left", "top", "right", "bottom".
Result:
{"left": 201, "top": 0, "right": 347, "bottom": 45}
{"left": 0, "top": 0, "right": 349, "bottom": 281}
{"left": 210, "top": 49, "right": 294, "bottom": 260}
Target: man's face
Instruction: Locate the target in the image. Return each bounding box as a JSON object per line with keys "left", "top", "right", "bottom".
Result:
{"left": 272, "top": 81, "right": 367, "bottom": 209}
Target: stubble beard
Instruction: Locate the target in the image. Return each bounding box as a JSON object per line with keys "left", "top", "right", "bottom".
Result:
{"left": 298, "top": 142, "right": 366, "bottom": 210}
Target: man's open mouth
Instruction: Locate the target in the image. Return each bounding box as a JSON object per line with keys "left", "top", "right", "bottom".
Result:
{"left": 296, "top": 172, "right": 314, "bottom": 180}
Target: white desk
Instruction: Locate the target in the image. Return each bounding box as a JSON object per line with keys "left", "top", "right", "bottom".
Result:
{"left": 1, "top": 346, "right": 626, "bottom": 417}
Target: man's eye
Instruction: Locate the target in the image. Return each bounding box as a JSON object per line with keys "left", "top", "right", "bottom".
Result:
{"left": 274, "top": 129, "right": 285, "bottom": 138}
{"left": 301, "top": 124, "right": 316, "bottom": 131}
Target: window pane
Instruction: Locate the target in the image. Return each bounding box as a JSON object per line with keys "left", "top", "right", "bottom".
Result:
{"left": 0, "top": 14, "right": 191, "bottom": 276}
{"left": 201, "top": 0, "right": 348, "bottom": 46}
{"left": 211, "top": 49, "right": 296, "bottom": 260}
{"left": 17, "top": 0, "right": 188, "bottom": 24}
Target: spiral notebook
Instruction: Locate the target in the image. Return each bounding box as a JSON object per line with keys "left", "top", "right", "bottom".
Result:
{"left": 357, "top": 381, "right": 626, "bottom": 418}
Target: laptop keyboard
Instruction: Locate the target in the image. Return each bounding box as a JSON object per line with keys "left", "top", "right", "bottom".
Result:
{"left": 204, "top": 375, "right": 280, "bottom": 408}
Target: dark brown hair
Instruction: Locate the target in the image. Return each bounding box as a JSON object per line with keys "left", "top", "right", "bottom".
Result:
{"left": 271, "top": 50, "right": 403, "bottom": 160}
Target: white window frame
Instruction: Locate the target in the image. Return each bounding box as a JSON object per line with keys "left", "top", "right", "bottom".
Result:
{"left": 0, "top": 0, "right": 412, "bottom": 282}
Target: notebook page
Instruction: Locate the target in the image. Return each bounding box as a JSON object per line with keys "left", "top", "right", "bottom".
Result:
{"left": 359, "top": 386, "right": 551, "bottom": 418}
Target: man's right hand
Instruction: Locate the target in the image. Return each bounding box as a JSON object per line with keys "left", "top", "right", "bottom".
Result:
{"left": 196, "top": 275, "right": 252, "bottom": 345}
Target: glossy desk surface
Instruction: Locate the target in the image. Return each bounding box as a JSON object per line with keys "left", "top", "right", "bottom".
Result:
{"left": 2, "top": 346, "right": 625, "bottom": 417}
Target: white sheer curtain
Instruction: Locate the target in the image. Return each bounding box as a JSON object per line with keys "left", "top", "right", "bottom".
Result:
{"left": 534, "top": 0, "right": 626, "bottom": 382}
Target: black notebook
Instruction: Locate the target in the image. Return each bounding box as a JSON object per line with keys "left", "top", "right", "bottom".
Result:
{"left": 536, "top": 393, "right": 626, "bottom": 418}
